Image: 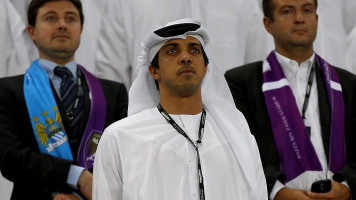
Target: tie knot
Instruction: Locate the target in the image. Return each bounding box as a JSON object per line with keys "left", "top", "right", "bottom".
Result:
{"left": 54, "top": 66, "right": 73, "bottom": 79}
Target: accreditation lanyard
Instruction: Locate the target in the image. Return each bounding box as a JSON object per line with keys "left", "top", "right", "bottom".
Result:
{"left": 157, "top": 104, "right": 206, "bottom": 200}
{"left": 301, "top": 59, "right": 315, "bottom": 136}
{"left": 67, "top": 69, "right": 84, "bottom": 120}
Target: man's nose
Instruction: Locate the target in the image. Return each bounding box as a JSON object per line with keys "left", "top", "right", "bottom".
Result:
{"left": 294, "top": 10, "right": 305, "bottom": 24}
{"left": 179, "top": 51, "right": 192, "bottom": 64}
{"left": 58, "top": 18, "right": 67, "bottom": 30}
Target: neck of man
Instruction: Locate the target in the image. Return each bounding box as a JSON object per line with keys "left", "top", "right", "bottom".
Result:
{"left": 275, "top": 45, "right": 314, "bottom": 65}
{"left": 159, "top": 88, "right": 204, "bottom": 115}
{"left": 39, "top": 52, "right": 75, "bottom": 66}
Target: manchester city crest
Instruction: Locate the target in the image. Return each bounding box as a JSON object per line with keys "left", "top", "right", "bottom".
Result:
{"left": 32, "top": 106, "right": 69, "bottom": 153}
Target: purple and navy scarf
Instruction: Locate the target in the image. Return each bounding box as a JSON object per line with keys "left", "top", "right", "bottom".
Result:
{"left": 262, "top": 51, "right": 346, "bottom": 183}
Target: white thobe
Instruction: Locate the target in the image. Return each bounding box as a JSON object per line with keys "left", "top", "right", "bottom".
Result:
{"left": 74, "top": 0, "right": 107, "bottom": 73}
{"left": 345, "top": 0, "right": 356, "bottom": 74}
{"left": 0, "top": 171, "right": 12, "bottom": 200}
{"left": 94, "top": 0, "right": 272, "bottom": 89}
{"left": 93, "top": 107, "right": 267, "bottom": 200}
{"left": 0, "top": 0, "right": 36, "bottom": 78}
{"left": 314, "top": 0, "right": 356, "bottom": 74}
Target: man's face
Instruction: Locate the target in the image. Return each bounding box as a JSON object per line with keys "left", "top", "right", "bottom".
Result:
{"left": 27, "top": 1, "right": 82, "bottom": 63}
{"left": 264, "top": 0, "right": 318, "bottom": 50}
{"left": 149, "top": 36, "right": 207, "bottom": 97}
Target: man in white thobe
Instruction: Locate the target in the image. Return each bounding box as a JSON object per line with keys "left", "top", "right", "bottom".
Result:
{"left": 93, "top": 18, "right": 268, "bottom": 200}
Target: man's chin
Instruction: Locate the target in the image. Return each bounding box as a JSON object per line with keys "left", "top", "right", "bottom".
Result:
{"left": 53, "top": 48, "right": 71, "bottom": 54}
{"left": 290, "top": 39, "right": 314, "bottom": 47}
{"left": 174, "top": 83, "right": 201, "bottom": 97}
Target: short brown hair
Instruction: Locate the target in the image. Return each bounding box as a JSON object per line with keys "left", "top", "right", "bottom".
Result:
{"left": 262, "top": 0, "right": 318, "bottom": 21}
{"left": 27, "top": 0, "right": 84, "bottom": 27}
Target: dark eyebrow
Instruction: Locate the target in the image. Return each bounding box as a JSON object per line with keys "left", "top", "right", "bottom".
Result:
{"left": 302, "top": 3, "right": 315, "bottom": 8}
{"left": 280, "top": 5, "right": 294, "bottom": 10}
{"left": 161, "top": 43, "right": 178, "bottom": 50}
{"left": 42, "top": 11, "right": 57, "bottom": 16}
{"left": 65, "top": 11, "right": 79, "bottom": 16}
{"left": 280, "top": 3, "right": 315, "bottom": 10}
{"left": 189, "top": 42, "right": 202, "bottom": 47}
{"left": 161, "top": 42, "right": 202, "bottom": 51}
{"left": 42, "top": 11, "right": 79, "bottom": 17}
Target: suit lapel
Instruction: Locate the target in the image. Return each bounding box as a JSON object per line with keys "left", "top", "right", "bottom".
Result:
{"left": 78, "top": 73, "right": 90, "bottom": 139}
{"left": 315, "top": 62, "right": 331, "bottom": 162}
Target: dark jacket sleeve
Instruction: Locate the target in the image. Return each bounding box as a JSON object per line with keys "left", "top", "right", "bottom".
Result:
{"left": 98, "top": 79, "right": 128, "bottom": 127}
{"left": 334, "top": 67, "right": 356, "bottom": 197}
{"left": 0, "top": 75, "right": 72, "bottom": 192}
{"left": 225, "top": 63, "right": 284, "bottom": 194}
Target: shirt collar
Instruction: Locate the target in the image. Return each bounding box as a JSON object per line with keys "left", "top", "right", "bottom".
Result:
{"left": 39, "top": 59, "right": 78, "bottom": 79}
{"left": 275, "top": 51, "right": 315, "bottom": 77}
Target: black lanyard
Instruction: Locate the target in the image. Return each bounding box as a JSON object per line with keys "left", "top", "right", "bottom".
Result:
{"left": 157, "top": 104, "right": 206, "bottom": 200}
{"left": 67, "top": 69, "right": 84, "bottom": 120}
{"left": 301, "top": 59, "right": 315, "bottom": 120}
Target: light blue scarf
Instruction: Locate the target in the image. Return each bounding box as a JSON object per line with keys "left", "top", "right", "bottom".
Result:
{"left": 24, "top": 59, "right": 73, "bottom": 160}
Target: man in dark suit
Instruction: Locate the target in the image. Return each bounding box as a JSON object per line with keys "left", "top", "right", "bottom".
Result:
{"left": 225, "top": 0, "right": 356, "bottom": 199}
{"left": 0, "top": 0, "right": 128, "bottom": 199}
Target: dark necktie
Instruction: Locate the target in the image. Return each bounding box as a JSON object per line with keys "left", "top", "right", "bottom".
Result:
{"left": 54, "top": 66, "right": 84, "bottom": 139}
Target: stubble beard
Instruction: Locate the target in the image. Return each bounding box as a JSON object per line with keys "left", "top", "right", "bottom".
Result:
{"left": 49, "top": 41, "right": 78, "bottom": 61}
{"left": 289, "top": 37, "right": 314, "bottom": 48}
{"left": 289, "top": 30, "right": 317, "bottom": 48}
{"left": 163, "top": 78, "right": 201, "bottom": 97}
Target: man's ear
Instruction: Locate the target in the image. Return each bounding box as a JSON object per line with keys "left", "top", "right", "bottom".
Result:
{"left": 27, "top": 25, "right": 36, "bottom": 42}
{"left": 263, "top": 17, "right": 274, "bottom": 35}
{"left": 149, "top": 65, "right": 160, "bottom": 80}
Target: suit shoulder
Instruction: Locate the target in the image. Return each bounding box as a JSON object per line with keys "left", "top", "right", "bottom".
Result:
{"left": 98, "top": 78, "right": 126, "bottom": 88}
{"left": 225, "top": 61, "right": 263, "bottom": 80}
{"left": 333, "top": 67, "right": 356, "bottom": 82}
{"left": 0, "top": 74, "right": 24, "bottom": 82}
{"left": 0, "top": 74, "right": 25, "bottom": 89}
{"left": 97, "top": 78, "right": 128, "bottom": 95}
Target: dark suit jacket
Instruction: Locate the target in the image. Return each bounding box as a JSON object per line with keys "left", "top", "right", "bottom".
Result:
{"left": 0, "top": 72, "right": 128, "bottom": 200}
{"left": 225, "top": 61, "right": 356, "bottom": 196}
